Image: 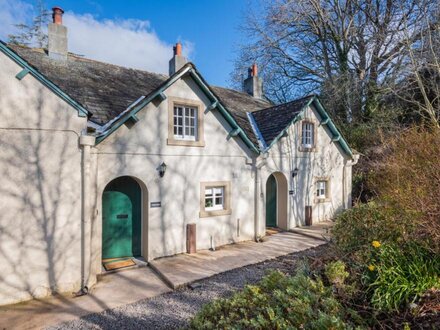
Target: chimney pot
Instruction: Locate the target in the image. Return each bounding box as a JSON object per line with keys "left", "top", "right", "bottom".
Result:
{"left": 252, "top": 63, "right": 258, "bottom": 77}
{"left": 52, "top": 7, "right": 64, "bottom": 25}
{"left": 174, "top": 42, "right": 182, "bottom": 56}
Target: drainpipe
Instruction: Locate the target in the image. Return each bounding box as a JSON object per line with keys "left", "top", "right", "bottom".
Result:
{"left": 77, "top": 134, "right": 95, "bottom": 296}
{"left": 342, "top": 158, "right": 347, "bottom": 209}
{"left": 253, "top": 158, "right": 259, "bottom": 241}
{"left": 253, "top": 156, "right": 266, "bottom": 241}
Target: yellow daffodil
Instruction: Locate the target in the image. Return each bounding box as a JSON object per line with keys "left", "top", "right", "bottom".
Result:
{"left": 372, "top": 241, "right": 381, "bottom": 248}
{"left": 368, "top": 265, "right": 375, "bottom": 271}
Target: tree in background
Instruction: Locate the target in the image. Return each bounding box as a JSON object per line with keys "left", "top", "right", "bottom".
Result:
{"left": 8, "top": 0, "right": 50, "bottom": 48}
{"left": 391, "top": 3, "right": 440, "bottom": 129}
{"left": 233, "top": 0, "right": 437, "bottom": 132}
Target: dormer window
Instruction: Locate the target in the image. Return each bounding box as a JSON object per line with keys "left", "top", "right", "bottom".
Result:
{"left": 167, "top": 97, "right": 205, "bottom": 147}
{"left": 301, "top": 121, "right": 315, "bottom": 149}
{"left": 173, "top": 105, "right": 197, "bottom": 141}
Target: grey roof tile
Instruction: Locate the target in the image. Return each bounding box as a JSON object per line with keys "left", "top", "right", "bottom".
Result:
{"left": 251, "top": 95, "right": 313, "bottom": 146}
{"left": 6, "top": 44, "right": 311, "bottom": 151}
{"left": 8, "top": 44, "right": 168, "bottom": 125}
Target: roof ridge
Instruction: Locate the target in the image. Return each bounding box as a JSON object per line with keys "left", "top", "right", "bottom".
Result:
{"left": 252, "top": 94, "right": 315, "bottom": 114}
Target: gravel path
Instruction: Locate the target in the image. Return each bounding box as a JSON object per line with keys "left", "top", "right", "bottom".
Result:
{"left": 49, "top": 244, "right": 328, "bottom": 330}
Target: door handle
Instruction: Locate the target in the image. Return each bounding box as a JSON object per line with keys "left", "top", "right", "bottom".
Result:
{"left": 117, "top": 214, "right": 129, "bottom": 219}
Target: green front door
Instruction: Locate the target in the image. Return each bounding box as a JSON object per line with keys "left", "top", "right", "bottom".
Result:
{"left": 266, "top": 175, "right": 277, "bottom": 227}
{"left": 102, "top": 176, "right": 141, "bottom": 259}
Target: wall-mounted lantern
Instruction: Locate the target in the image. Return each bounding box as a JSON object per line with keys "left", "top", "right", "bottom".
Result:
{"left": 292, "top": 168, "right": 299, "bottom": 178}
{"left": 159, "top": 162, "right": 167, "bottom": 178}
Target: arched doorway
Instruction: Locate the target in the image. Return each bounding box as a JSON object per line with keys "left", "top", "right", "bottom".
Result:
{"left": 265, "top": 172, "right": 288, "bottom": 229}
{"left": 102, "top": 176, "right": 142, "bottom": 259}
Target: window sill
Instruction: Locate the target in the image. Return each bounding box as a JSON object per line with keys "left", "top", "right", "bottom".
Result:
{"left": 199, "top": 208, "right": 232, "bottom": 218}
{"left": 167, "top": 138, "right": 205, "bottom": 147}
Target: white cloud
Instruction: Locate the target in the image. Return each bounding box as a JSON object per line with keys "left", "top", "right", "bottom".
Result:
{"left": 64, "top": 13, "right": 194, "bottom": 74}
{"left": 0, "top": 0, "right": 194, "bottom": 75}
{"left": 0, "top": 0, "right": 33, "bottom": 39}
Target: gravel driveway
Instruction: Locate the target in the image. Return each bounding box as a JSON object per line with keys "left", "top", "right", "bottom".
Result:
{"left": 49, "top": 244, "right": 328, "bottom": 330}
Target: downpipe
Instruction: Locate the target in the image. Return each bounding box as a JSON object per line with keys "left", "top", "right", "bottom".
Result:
{"left": 76, "top": 134, "right": 96, "bottom": 297}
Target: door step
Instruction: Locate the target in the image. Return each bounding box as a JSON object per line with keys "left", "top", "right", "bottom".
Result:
{"left": 99, "top": 258, "right": 148, "bottom": 278}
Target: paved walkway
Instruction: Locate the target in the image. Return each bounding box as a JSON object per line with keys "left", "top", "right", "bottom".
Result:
{"left": 0, "top": 232, "right": 323, "bottom": 330}
{"left": 150, "top": 231, "right": 325, "bottom": 289}
{"left": 0, "top": 267, "right": 171, "bottom": 330}
{"left": 289, "top": 221, "right": 334, "bottom": 241}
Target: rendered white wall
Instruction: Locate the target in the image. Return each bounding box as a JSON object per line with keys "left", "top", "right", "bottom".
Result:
{"left": 93, "top": 76, "right": 256, "bottom": 266}
{"left": 0, "top": 52, "right": 87, "bottom": 305}
{"left": 257, "top": 105, "right": 353, "bottom": 236}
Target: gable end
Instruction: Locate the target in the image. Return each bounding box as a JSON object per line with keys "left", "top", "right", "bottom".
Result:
{"left": 0, "top": 41, "right": 89, "bottom": 118}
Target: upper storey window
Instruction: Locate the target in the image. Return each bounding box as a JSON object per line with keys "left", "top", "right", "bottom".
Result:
{"left": 167, "top": 97, "right": 205, "bottom": 147}
{"left": 173, "top": 105, "right": 197, "bottom": 141}
{"left": 301, "top": 121, "right": 315, "bottom": 149}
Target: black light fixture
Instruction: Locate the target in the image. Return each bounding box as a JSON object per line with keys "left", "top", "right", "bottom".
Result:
{"left": 292, "top": 168, "right": 299, "bottom": 178}
{"left": 159, "top": 162, "right": 167, "bottom": 178}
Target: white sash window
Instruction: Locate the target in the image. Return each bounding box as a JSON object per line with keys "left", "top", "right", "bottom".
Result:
{"left": 173, "top": 106, "right": 197, "bottom": 141}
{"left": 301, "top": 122, "right": 314, "bottom": 148}
{"left": 316, "top": 180, "right": 327, "bottom": 199}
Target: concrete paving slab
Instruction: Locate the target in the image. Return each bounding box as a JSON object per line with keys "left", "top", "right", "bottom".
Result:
{"left": 0, "top": 267, "right": 171, "bottom": 330}
{"left": 149, "top": 232, "right": 325, "bottom": 289}
{"left": 289, "top": 221, "right": 334, "bottom": 241}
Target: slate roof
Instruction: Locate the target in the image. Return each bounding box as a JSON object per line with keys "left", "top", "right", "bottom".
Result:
{"left": 211, "top": 86, "right": 272, "bottom": 146}
{"left": 5, "top": 43, "right": 317, "bottom": 153}
{"left": 8, "top": 44, "right": 168, "bottom": 125}
{"left": 251, "top": 95, "right": 314, "bottom": 147}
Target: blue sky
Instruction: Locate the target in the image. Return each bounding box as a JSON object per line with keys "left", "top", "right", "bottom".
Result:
{"left": 0, "top": 0, "right": 255, "bottom": 87}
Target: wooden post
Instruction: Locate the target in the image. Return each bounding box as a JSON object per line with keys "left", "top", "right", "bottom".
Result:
{"left": 305, "top": 206, "right": 312, "bottom": 226}
{"left": 186, "top": 223, "right": 196, "bottom": 254}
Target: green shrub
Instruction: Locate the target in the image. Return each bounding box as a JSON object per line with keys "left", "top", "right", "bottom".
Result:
{"left": 332, "top": 202, "right": 417, "bottom": 255}
{"left": 367, "top": 242, "right": 440, "bottom": 311}
{"left": 189, "top": 271, "right": 362, "bottom": 329}
{"left": 325, "top": 260, "right": 349, "bottom": 286}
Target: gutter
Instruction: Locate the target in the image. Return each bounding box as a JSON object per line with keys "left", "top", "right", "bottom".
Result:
{"left": 95, "top": 65, "right": 192, "bottom": 143}
{"left": 0, "top": 41, "right": 89, "bottom": 118}
{"left": 188, "top": 70, "right": 260, "bottom": 154}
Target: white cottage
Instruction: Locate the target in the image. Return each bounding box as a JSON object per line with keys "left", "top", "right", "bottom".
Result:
{"left": 0, "top": 7, "right": 357, "bottom": 306}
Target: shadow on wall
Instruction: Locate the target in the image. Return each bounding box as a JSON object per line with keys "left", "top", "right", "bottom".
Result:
{"left": 98, "top": 87, "right": 253, "bottom": 259}
{"left": 0, "top": 84, "right": 89, "bottom": 307}
{"left": 261, "top": 119, "right": 345, "bottom": 228}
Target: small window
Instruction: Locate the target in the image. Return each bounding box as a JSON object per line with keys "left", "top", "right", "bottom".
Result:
{"left": 301, "top": 122, "right": 314, "bottom": 148}
{"left": 204, "top": 187, "right": 224, "bottom": 211}
{"left": 316, "top": 180, "right": 327, "bottom": 199}
{"left": 173, "top": 105, "right": 197, "bottom": 141}
{"left": 200, "top": 181, "right": 231, "bottom": 217}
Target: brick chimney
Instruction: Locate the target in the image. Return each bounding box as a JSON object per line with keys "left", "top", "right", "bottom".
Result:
{"left": 169, "top": 42, "right": 187, "bottom": 75}
{"left": 48, "top": 7, "right": 67, "bottom": 61}
{"left": 243, "top": 63, "right": 263, "bottom": 99}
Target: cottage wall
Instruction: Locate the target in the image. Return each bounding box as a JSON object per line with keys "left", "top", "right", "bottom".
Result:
{"left": 0, "top": 47, "right": 355, "bottom": 307}
{"left": 92, "top": 76, "right": 256, "bottom": 266}
{"left": 0, "top": 52, "right": 87, "bottom": 305}
{"left": 257, "top": 105, "right": 354, "bottom": 236}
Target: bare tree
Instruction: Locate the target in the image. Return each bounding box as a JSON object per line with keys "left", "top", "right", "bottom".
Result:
{"left": 233, "top": 0, "right": 436, "bottom": 124}
{"left": 390, "top": 3, "right": 440, "bottom": 129}
{"left": 8, "top": 0, "right": 50, "bottom": 48}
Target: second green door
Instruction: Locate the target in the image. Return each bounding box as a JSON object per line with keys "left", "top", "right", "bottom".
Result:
{"left": 266, "top": 174, "right": 277, "bottom": 227}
